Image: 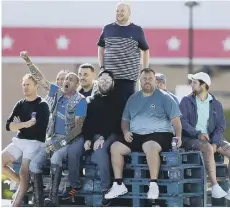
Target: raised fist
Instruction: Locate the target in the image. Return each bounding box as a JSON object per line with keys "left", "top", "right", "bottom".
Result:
{"left": 20, "top": 51, "right": 29, "bottom": 60}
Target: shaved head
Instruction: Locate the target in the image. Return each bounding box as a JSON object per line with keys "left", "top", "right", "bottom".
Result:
{"left": 116, "top": 2, "right": 131, "bottom": 13}
{"left": 116, "top": 2, "right": 131, "bottom": 24}
{"left": 66, "top": 72, "right": 79, "bottom": 82}
{"left": 63, "top": 72, "right": 79, "bottom": 95}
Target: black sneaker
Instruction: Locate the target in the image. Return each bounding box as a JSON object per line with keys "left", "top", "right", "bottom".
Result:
{"left": 102, "top": 190, "right": 112, "bottom": 207}
{"left": 62, "top": 186, "right": 81, "bottom": 200}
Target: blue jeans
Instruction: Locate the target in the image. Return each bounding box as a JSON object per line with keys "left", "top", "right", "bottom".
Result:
{"left": 29, "top": 135, "right": 69, "bottom": 173}
{"left": 91, "top": 134, "right": 117, "bottom": 191}
{"left": 67, "top": 134, "right": 117, "bottom": 191}
{"left": 67, "top": 137, "right": 85, "bottom": 189}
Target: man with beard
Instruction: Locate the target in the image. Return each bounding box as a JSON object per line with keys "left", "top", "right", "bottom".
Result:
{"left": 104, "top": 68, "right": 182, "bottom": 200}
{"left": 180, "top": 72, "right": 230, "bottom": 199}
{"left": 2, "top": 74, "right": 50, "bottom": 207}
{"left": 63, "top": 71, "right": 118, "bottom": 206}
{"left": 20, "top": 52, "right": 87, "bottom": 206}
{"left": 77, "top": 63, "right": 98, "bottom": 99}
{"left": 97, "top": 2, "right": 150, "bottom": 134}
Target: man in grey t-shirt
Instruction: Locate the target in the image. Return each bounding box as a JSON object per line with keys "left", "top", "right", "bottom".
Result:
{"left": 105, "top": 68, "right": 182, "bottom": 200}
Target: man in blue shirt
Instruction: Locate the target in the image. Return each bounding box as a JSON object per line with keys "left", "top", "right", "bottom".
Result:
{"left": 105, "top": 68, "right": 182, "bottom": 200}
{"left": 155, "top": 73, "right": 179, "bottom": 105}
{"left": 45, "top": 69, "right": 69, "bottom": 110}
{"left": 20, "top": 52, "right": 87, "bottom": 206}
{"left": 180, "top": 72, "right": 230, "bottom": 200}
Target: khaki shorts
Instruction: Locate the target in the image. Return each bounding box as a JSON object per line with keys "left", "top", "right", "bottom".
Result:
{"left": 2, "top": 137, "right": 43, "bottom": 160}
{"left": 183, "top": 137, "right": 230, "bottom": 151}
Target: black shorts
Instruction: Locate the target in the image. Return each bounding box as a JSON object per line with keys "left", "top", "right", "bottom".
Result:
{"left": 120, "top": 132, "right": 174, "bottom": 152}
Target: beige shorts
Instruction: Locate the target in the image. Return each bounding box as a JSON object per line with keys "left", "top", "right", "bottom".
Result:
{"left": 2, "top": 137, "right": 43, "bottom": 161}
{"left": 183, "top": 137, "right": 230, "bottom": 151}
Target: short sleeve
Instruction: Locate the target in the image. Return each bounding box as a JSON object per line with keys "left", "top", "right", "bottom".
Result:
{"left": 122, "top": 98, "right": 131, "bottom": 121}
{"left": 97, "top": 28, "right": 105, "bottom": 47}
{"left": 48, "top": 84, "right": 60, "bottom": 98}
{"left": 163, "top": 94, "right": 181, "bottom": 120}
{"left": 75, "top": 98, "right": 87, "bottom": 116}
{"left": 138, "top": 27, "right": 149, "bottom": 51}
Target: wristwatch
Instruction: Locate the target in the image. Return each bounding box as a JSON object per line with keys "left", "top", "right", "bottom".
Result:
{"left": 100, "top": 66, "right": 105, "bottom": 70}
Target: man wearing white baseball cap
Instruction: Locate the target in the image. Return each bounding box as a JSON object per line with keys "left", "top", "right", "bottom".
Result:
{"left": 187, "top": 72, "right": 211, "bottom": 87}
{"left": 180, "top": 72, "right": 230, "bottom": 200}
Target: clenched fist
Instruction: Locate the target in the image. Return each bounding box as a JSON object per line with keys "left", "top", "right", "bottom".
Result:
{"left": 20, "top": 51, "right": 30, "bottom": 62}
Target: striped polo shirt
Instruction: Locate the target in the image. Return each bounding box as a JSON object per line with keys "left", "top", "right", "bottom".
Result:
{"left": 97, "top": 22, "right": 149, "bottom": 81}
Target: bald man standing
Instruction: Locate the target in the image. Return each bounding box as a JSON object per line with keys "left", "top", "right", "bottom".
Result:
{"left": 97, "top": 3, "right": 150, "bottom": 135}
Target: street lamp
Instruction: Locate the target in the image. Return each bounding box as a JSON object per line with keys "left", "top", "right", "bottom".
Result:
{"left": 185, "top": 1, "right": 200, "bottom": 83}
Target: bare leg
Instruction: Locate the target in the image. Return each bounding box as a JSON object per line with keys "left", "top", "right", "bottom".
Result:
{"left": 105, "top": 142, "right": 131, "bottom": 199}
{"left": 2, "top": 152, "right": 20, "bottom": 183}
{"left": 111, "top": 142, "right": 131, "bottom": 178}
{"left": 11, "top": 159, "right": 30, "bottom": 207}
{"left": 200, "top": 142, "right": 217, "bottom": 185}
{"left": 184, "top": 139, "right": 227, "bottom": 198}
{"left": 216, "top": 141, "right": 230, "bottom": 179}
{"left": 142, "top": 141, "right": 161, "bottom": 180}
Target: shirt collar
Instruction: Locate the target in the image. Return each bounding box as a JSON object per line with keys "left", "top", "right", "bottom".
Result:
{"left": 196, "top": 93, "right": 213, "bottom": 103}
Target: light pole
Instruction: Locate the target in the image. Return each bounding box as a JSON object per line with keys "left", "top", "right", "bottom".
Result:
{"left": 185, "top": 1, "right": 199, "bottom": 83}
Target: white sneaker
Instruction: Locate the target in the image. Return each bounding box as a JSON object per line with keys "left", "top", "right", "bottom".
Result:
{"left": 225, "top": 189, "right": 230, "bottom": 200}
{"left": 212, "top": 184, "right": 227, "bottom": 198}
{"left": 104, "top": 182, "right": 128, "bottom": 199}
{"left": 147, "top": 182, "right": 159, "bottom": 199}
{"left": 62, "top": 170, "right": 69, "bottom": 176}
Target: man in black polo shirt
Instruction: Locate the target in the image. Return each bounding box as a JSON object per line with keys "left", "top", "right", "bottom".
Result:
{"left": 97, "top": 2, "right": 150, "bottom": 134}
{"left": 2, "top": 74, "right": 50, "bottom": 207}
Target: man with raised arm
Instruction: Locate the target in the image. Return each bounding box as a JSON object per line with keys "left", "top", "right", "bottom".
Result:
{"left": 20, "top": 51, "right": 87, "bottom": 206}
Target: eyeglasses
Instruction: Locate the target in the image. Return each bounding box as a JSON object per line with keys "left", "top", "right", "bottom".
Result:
{"left": 98, "top": 77, "right": 113, "bottom": 83}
